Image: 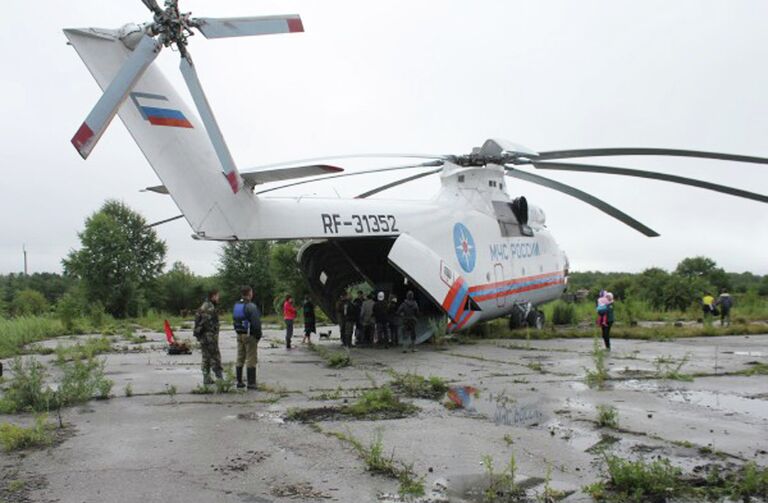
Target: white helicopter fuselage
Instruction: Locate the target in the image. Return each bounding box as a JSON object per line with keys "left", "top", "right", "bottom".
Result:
{"left": 65, "top": 25, "right": 567, "bottom": 332}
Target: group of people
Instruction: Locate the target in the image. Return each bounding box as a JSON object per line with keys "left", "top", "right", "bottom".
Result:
{"left": 192, "top": 287, "right": 422, "bottom": 387}
{"left": 335, "top": 290, "right": 420, "bottom": 352}
{"left": 702, "top": 290, "right": 733, "bottom": 326}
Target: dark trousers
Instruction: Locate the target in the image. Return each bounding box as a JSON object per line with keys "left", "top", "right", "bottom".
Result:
{"left": 375, "top": 322, "right": 390, "bottom": 347}
{"left": 601, "top": 323, "right": 612, "bottom": 350}
{"left": 285, "top": 319, "right": 294, "bottom": 348}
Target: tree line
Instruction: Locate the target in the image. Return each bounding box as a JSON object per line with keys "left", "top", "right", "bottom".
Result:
{"left": 1, "top": 200, "right": 766, "bottom": 320}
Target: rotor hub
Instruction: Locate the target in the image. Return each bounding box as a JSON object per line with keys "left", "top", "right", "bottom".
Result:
{"left": 147, "top": 0, "right": 196, "bottom": 56}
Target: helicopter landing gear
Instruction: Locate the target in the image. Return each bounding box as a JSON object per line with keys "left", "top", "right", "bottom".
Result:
{"left": 508, "top": 303, "right": 545, "bottom": 330}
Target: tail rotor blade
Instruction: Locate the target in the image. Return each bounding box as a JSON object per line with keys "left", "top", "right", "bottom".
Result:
{"left": 179, "top": 55, "right": 241, "bottom": 193}
{"left": 533, "top": 161, "right": 768, "bottom": 204}
{"left": 534, "top": 148, "right": 768, "bottom": 165}
{"left": 504, "top": 167, "right": 659, "bottom": 237}
{"left": 71, "top": 34, "right": 161, "bottom": 159}
{"left": 194, "top": 15, "right": 304, "bottom": 39}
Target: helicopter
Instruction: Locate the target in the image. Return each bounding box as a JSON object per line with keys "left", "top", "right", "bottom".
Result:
{"left": 66, "top": 0, "right": 768, "bottom": 341}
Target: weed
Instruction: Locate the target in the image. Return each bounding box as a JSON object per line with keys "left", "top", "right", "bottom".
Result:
{"left": 670, "top": 439, "right": 693, "bottom": 448}
{"left": 308, "top": 343, "right": 351, "bottom": 368}
{"left": 481, "top": 454, "right": 524, "bottom": 502}
{"left": 166, "top": 384, "right": 177, "bottom": 397}
{"left": 526, "top": 361, "right": 545, "bottom": 373}
{"left": 345, "top": 388, "right": 418, "bottom": 418}
{"left": 7, "top": 479, "right": 26, "bottom": 492}
{"left": 429, "top": 316, "right": 449, "bottom": 346}
{"left": 54, "top": 336, "right": 113, "bottom": 364}
{"left": 503, "top": 434, "right": 514, "bottom": 446}
{"left": 586, "top": 455, "right": 682, "bottom": 502}
{"left": 585, "top": 337, "right": 608, "bottom": 389}
{"left": 538, "top": 464, "right": 565, "bottom": 502}
{"left": 191, "top": 383, "right": 214, "bottom": 394}
{"left": 739, "top": 362, "right": 768, "bottom": 376}
{"left": 214, "top": 364, "right": 237, "bottom": 394}
{"left": 730, "top": 462, "right": 768, "bottom": 501}
{"left": 326, "top": 429, "right": 424, "bottom": 498}
{"left": 654, "top": 353, "right": 693, "bottom": 381}
{"left": 388, "top": 370, "right": 448, "bottom": 400}
{"left": 124, "top": 383, "right": 133, "bottom": 397}
{"left": 314, "top": 387, "right": 343, "bottom": 401}
{"left": 0, "top": 415, "right": 54, "bottom": 452}
{"left": 596, "top": 405, "right": 619, "bottom": 429}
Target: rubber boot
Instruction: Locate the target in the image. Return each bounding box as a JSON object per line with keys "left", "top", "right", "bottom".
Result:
{"left": 236, "top": 366, "right": 245, "bottom": 389}
{"left": 246, "top": 367, "right": 257, "bottom": 390}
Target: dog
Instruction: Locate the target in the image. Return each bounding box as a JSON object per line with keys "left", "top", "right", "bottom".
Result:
{"left": 318, "top": 330, "right": 332, "bottom": 340}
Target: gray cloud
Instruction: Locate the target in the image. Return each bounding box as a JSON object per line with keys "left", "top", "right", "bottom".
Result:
{"left": 1, "top": 0, "right": 766, "bottom": 276}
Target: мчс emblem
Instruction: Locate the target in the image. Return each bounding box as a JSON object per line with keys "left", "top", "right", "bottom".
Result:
{"left": 453, "top": 222, "right": 476, "bottom": 273}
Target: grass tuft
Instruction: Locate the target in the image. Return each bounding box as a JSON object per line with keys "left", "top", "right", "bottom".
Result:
{"left": 0, "top": 415, "right": 54, "bottom": 452}
{"left": 388, "top": 370, "right": 448, "bottom": 400}
{"left": 596, "top": 405, "right": 619, "bottom": 429}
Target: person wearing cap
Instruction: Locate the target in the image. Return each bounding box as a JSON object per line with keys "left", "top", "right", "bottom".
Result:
{"left": 373, "top": 291, "right": 390, "bottom": 348}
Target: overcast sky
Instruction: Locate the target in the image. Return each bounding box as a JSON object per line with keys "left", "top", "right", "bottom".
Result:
{"left": 1, "top": 1, "right": 767, "bottom": 276}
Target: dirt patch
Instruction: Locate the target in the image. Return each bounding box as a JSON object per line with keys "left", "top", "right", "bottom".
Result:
{"left": 285, "top": 404, "right": 417, "bottom": 422}
{"left": 0, "top": 462, "right": 47, "bottom": 503}
{"left": 270, "top": 481, "right": 332, "bottom": 499}
{"left": 213, "top": 450, "right": 269, "bottom": 476}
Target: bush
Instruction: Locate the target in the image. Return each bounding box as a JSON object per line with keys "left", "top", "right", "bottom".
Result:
{"left": 10, "top": 289, "right": 49, "bottom": 317}
{"left": 0, "top": 415, "right": 54, "bottom": 452}
{"left": 0, "top": 356, "right": 112, "bottom": 413}
{"left": 551, "top": 301, "right": 576, "bottom": 325}
{"left": 0, "top": 358, "right": 53, "bottom": 413}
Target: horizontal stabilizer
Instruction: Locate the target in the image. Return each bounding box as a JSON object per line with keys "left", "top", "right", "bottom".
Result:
{"left": 143, "top": 164, "right": 344, "bottom": 194}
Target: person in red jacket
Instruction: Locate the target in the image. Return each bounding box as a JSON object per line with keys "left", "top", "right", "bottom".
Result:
{"left": 283, "top": 295, "right": 297, "bottom": 349}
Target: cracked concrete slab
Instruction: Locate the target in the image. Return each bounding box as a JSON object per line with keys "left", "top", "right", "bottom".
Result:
{"left": 1, "top": 328, "right": 766, "bottom": 502}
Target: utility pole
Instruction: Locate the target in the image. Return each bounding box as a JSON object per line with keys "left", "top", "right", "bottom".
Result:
{"left": 23, "top": 244, "right": 28, "bottom": 276}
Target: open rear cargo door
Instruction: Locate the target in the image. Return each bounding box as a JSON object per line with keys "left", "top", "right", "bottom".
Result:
{"left": 388, "top": 233, "right": 477, "bottom": 324}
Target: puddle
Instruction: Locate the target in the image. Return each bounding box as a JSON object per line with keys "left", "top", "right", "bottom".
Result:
{"left": 237, "top": 411, "right": 285, "bottom": 424}
{"left": 463, "top": 390, "right": 545, "bottom": 427}
{"left": 665, "top": 390, "right": 768, "bottom": 420}
{"left": 546, "top": 419, "right": 604, "bottom": 451}
{"left": 733, "top": 351, "right": 764, "bottom": 357}
{"left": 611, "top": 379, "right": 666, "bottom": 392}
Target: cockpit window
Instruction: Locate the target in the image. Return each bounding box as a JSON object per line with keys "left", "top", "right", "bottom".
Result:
{"left": 492, "top": 200, "right": 534, "bottom": 237}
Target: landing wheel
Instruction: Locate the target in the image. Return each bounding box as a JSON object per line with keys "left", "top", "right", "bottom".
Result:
{"left": 527, "top": 310, "right": 545, "bottom": 330}
{"left": 508, "top": 308, "right": 525, "bottom": 330}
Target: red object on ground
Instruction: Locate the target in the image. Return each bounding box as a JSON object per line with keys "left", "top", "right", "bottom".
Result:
{"left": 164, "top": 320, "right": 176, "bottom": 344}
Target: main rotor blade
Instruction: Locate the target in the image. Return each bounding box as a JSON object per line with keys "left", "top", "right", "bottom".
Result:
{"left": 355, "top": 168, "right": 443, "bottom": 199}
{"left": 504, "top": 167, "right": 659, "bottom": 237}
{"left": 534, "top": 148, "right": 768, "bottom": 165}
{"left": 71, "top": 34, "right": 161, "bottom": 159}
{"left": 140, "top": 0, "right": 163, "bottom": 15}
{"left": 194, "top": 15, "right": 304, "bottom": 39}
{"left": 533, "top": 161, "right": 768, "bottom": 204}
{"left": 179, "top": 55, "right": 241, "bottom": 193}
{"left": 247, "top": 153, "right": 446, "bottom": 172}
{"left": 254, "top": 161, "right": 444, "bottom": 195}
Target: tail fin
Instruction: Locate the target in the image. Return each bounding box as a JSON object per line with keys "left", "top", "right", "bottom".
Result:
{"left": 64, "top": 27, "right": 251, "bottom": 239}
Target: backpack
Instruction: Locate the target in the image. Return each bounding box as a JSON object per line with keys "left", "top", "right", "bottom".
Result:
{"left": 233, "top": 302, "right": 249, "bottom": 333}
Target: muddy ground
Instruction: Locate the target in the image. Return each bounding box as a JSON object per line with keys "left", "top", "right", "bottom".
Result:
{"left": 1, "top": 327, "right": 766, "bottom": 502}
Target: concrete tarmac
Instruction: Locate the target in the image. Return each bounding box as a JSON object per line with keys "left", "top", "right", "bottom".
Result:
{"left": 1, "top": 327, "right": 767, "bottom": 502}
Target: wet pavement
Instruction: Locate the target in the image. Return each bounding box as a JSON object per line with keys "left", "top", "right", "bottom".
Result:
{"left": 1, "top": 328, "right": 767, "bottom": 502}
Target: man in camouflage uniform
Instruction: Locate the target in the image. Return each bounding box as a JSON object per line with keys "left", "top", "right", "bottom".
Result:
{"left": 194, "top": 289, "right": 223, "bottom": 384}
